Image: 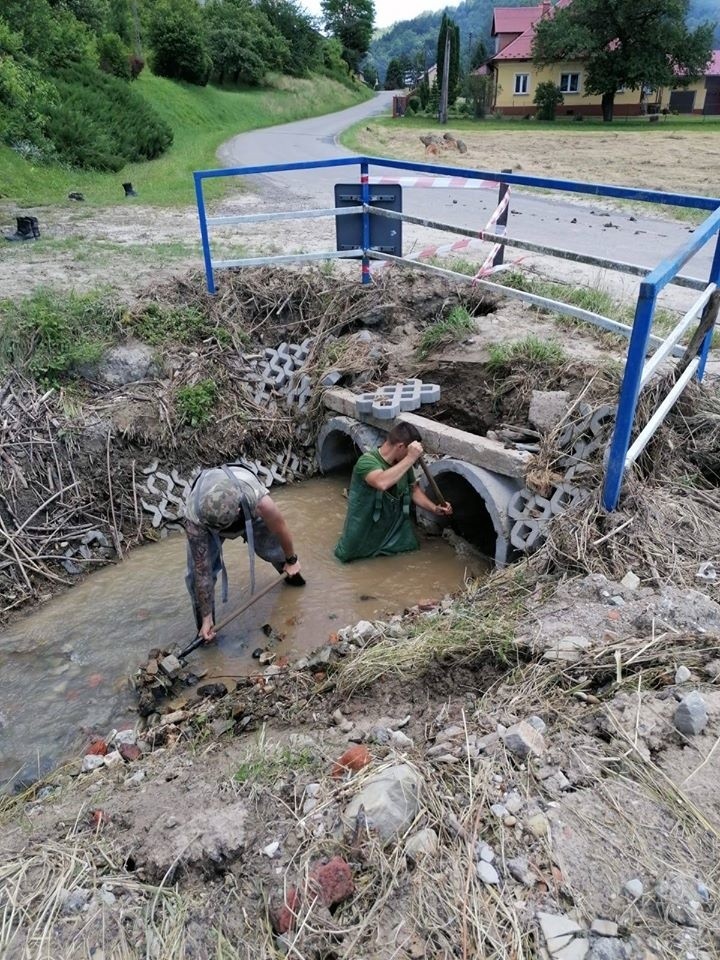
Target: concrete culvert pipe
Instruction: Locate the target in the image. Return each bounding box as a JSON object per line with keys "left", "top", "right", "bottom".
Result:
{"left": 419, "top": 458, "right": 523, "bottom": 566}
{"left": 316, "top": 416, "right": 386, "bottom": 473}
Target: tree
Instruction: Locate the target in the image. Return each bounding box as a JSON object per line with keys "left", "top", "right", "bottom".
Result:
{"left": 149, "top": 0, "right": 211, "bottom": 85}
{"left": 533, "top": 80, "right": 563, "bottom": 120}
{"left": 385, "top": 57, "right": 403, "bottom": 89}
{"left": 464, "top": 72, "right": 492, "bottom": 117}
{"left": 469, "top": 36, "right": 488, "bottom": 71}
{"left": 436, "top": 13, "right": 460, "bottom": 107}
{"left": 321, "top": 0, "right": 374, "bottom": 74}
{"left": 361, "top": 60, "right": 378, "bottom": 87}
{"left": 258, "top": 0, "right": 322, "bottom": 77}
{"left": 533, "top": 0, "right": 715, "bottom": 122}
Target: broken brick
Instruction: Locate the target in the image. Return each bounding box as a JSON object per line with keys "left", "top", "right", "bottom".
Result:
{"left": 331, "top": 744, "right": 371, "bottom": 779}
{"left": 308, "top": 857, "right": 354, "bottom": 907}
{"left": 273, "top": 886, "right": 301, "bottom": 934}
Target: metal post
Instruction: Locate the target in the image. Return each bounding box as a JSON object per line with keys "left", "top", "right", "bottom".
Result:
{"left": 697, "top": 232, "right": 720, "bottom": 381}
{"left": 493, "top": 168, "right": 512, "bottom": 267}
{"left": 194, "top": 172, "right": 216, "bottom": 295}
{"left": 602, "top": 283, "right": 658, "bottom": 511}
{"left": 360, "top": 160, "right": 371, "bottom": 285}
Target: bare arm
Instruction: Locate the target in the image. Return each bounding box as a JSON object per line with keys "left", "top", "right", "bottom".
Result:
{"left": 412, "top": 484, "right": 453, "bottom": 516}
{"left": 364, "top": 441, "right": 424, "bottom": 492}
{"left": 256, "top": 496, "right": 301, "bottom": 575}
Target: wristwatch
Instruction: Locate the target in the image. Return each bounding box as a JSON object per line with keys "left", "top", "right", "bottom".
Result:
{"left": 285, "top": 554, "right": 298, "bottom": 565}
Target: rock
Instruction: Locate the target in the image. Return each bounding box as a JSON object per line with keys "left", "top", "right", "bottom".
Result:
{"left": 80, "top": 343, "right": 158, "bottom": 388}
{"left": 507, "top": 856, "right": 536, "bottom": 886}
{"left": 624, "top": 878, "right": 643, "bottom": 898}
{"left": 537, "top": 911, "right": 589, "bottom": 960}
{"left": 258, "top": 651, "right": 275, "bottom": 665}
{"left": 588, "top": 938, "right": 632, "bottom": 960}
{"left": 308, "top": 856, "right": 354, "bottom": 907}
{"left": 476, "top": 861, "right": 500, "bottom": 885}
{"left": 211, "top": 719, "right": 235, "bottom": 737}
{"left": 406, "top": 828, "right": 438, "bottom": 859}
{"left": 126, "top": 769, "right": 145, "bottom": 785}
{"left": 503, "top": 816, "right": 517, "bottom": 827}
{"left": 118, "top": 742, "right": 142, "bottom": 762}
{"left": 620, "top": 571, "right": 640, "bottom": 591}
{"left": 273, "top": 887, "right": 301, "bottom": 934}
{"left": 529, "top": 390, "right": 570, "bottom": 432}
{"left": 86, "top": 738, "right": 108, "bottom": 756}
{"left": 197, "top": 682, "right": 228, "bottom": 698}
{"left": 654, "top": 876, "right": 702, "bottom": 926}
{"left": 544, "top": 635, "right": 591, "bottom": 663}
{"left": 477, "top": 843, "right": 495, "bottom": 863}
{"left": 331, "top": 744, "right": 372, "bottom": 779}
{"left": 340, "top": 719, "right": 354, "bottom": 734}
{"left": 390, "top": 729, "right": 413, "bottom": 748}
{"left": 527, "top": 715, "right": 547, "bottom": 734}
{"left": 437, "top": 724, "right": 464, "bottom": 741}
{"left": 160, "top": 709, "right": 187, "bottom": 726}
{"left": 98, "top": 887, "right": 116, "bottom": 907}
{"left": 590, "top": 919, "right": 619, "bottom": 937}
{"left": 490, "top": 803, "right": 508, "bottom": 818}
{"left": 675, "top": 665, "right": 691, "bottom": 684}
{"left": 343, "top": 764, "right": 423, "bottom": 842}
{"left": 102, "top": 750, "right": 123, "bottom": 768}
{"left": 332, "top": 709, "right": 345, "bottom": 725}
{"left": 81, "top": 754, "right": 105, "bottom": 773}
{"left": 159, "top": 655, "right": 182, "bottom": 679}
{"left": 351, "top": 620, "right": 377, "bottom": 642}
{"left": 263, "top": 841, "right": 280, "bottom": 859}
{"left": 504, "top": 792, "right": 524, "bottom": 815}
{"left": 114, "top": 729, "right": 137, "bottom": 746}
{"left": 503, "top": 721, "right": 546, "bottom": 758}
{"left": 674, "top": 691, "right": 708, "bottom": 735}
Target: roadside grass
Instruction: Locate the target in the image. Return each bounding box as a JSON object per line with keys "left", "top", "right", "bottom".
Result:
{"left": 233, "top": 741, "right": 317, "bottom": 786}
{"left": 417, "top": 304, "right": 476, "bottom": 358}
{"left": 487, "top": 333, "right": 567, "bottom": 371}
{"left": 1, "top": 72, "right": 371, "bottom": 208}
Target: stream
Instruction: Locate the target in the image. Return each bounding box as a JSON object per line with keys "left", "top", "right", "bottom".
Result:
{"left": 0, "top": 476, "right": 487, "bottom": 790}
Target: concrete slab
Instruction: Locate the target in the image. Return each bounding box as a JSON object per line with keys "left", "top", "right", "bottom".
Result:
{"left": 323, "top": 389, "right": 530, "bottom": 479}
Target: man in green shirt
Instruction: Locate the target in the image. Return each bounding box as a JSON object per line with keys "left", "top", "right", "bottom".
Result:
{"left": 335, "top": 422, "right": 453, "bottom": 563}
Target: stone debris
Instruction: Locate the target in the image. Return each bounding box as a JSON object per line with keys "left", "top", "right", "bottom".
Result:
{"left": 590, "top": 919, "right": 619, "bottom": 937}
{"left": 477, "top": 843, "right": 495, "bottom": 863}
{"left": 673, "top": 691, "right": 708, "bottom": 735}
{"left": 620, "top": 570, "right": 640, "bottom": 591}
{"left": 405, "top": 828, "right": 438, "bottom": 859}
{"left": 476, "top": 861, "right": 500, "bottom": 885}
{"left": 502, "top": 720, "right": 546, "bottom": 758}
{"left": 674, "top": 665, "right": 691, "bottom": 684}
{"left": 529, "top": 389, "right": 570, "bottom": 432}
{"left": 507, "top": 855, "right": 536, "bottom": 886}
{"left": 537, "top": 911, "right": 589, "bottom": 960}
{"left": 624, "top": 878, "right": 644, "bottom": 898}
{"left": 343, "top": 764, "right": 423, "bottom": 842}
{"left": 262, "top": 841, "right": 280, "bottom": 859}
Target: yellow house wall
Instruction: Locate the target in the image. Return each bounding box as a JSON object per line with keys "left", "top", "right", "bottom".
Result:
{"left": 660, "top": 79, "right": 707, "bottom": 112}
{"left": 493, "top": 60, "right": 663, "bottom": 112}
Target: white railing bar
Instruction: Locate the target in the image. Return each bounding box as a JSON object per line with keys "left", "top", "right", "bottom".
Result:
{"left": 626, "top": 356, "right": 700, "bottom": 466}
{"left": 369, "top": 207, "right": 707, "bottom": 291}
{"left": 214, "top": 249, "right": 363, "bottom": 269}
{"left": 207, "top": 206, "right": 362, "bottom": 227}
{"left": 640, "top": 282, "right": 717, "bottom": 387}
{"left": 367, "top": 251, "right": 681, "bottom": 355}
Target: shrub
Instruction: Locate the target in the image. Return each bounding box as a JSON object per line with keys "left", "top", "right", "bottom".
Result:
{"left": 149, "top": 0, "right": 211, "bottom": 85}
{"left": 97, "top": 31, "right": 131, "bottom": 80}
{"left": 533, "top": 81, "right": 563, "bottom": 121}
{"left": 407, "top": 95, "right": 421, "bottom": 112}
{"left": 177, "top": 380, "right": 217, "bottom": 427}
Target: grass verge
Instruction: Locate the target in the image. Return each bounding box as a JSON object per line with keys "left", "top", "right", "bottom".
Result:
{"left": 417, "top": 305, "right": 476, "bottom": 358}
{"left": 1, "top": 72, "right": 372, "bottom": 208}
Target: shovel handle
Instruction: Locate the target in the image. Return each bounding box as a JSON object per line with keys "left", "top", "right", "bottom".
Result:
{"left": 179, "top": 575, "right": 286, "bottom": 659}
{"left": 418, "top": 456, "right": 448, "bottom": 507}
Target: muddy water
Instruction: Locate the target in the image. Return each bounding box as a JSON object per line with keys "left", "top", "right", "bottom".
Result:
{"left": 0, "top": 477, "right": 486, "bottom": 788}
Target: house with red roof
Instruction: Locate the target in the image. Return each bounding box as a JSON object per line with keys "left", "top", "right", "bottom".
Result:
{"left": 488, "top": 1, "right": 720, "bottom": 116}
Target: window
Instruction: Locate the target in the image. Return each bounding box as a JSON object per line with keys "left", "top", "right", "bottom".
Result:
{"left": 514, "top": 73, "right": 529, "bottom": 95}
{"left": 560, "top": 72, "right": 580, "bottom": 93}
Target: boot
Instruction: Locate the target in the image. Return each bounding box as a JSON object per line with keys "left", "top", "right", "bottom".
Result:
{"left": 28, "top": 216, "right": 40, "bottom": 239}
{"left": 4, "top": 217, "right": 35, "bottom": 242}
{"left": 122, "top": 182, "right": 138, "bottom": 197}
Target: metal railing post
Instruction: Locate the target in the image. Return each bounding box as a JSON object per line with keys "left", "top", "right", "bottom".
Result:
{"left": 602, "top": 282, "right": 658, "bottom": 511}
{"left": 493, "top": 168, "right": 512, "bottom": 268}
{"left": 360, "top": 161, "right": 371, "bottom": 285}
{"left": 194, "top": 172, "right": 215, "bottom": 295}
{"left": 697, "top": 232, "right": 720, "bottom": 381}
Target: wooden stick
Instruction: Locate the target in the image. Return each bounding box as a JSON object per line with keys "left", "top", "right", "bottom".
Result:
{"left": 179, "top": 576, "right": 286, "bottom": 659}
{"left": 418, "top": 456, "right": 448, "bottom": 507}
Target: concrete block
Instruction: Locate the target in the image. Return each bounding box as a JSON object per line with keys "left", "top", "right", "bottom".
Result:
{"left": 589, "top": 404, "right": 617, "bottom": 436}
{"left": 324, "top": 388, "right": 530, "bottom": 478}
{"left": 529, "top": 390, "right": 570, "bottom": 433}
{"left": 530, "top": 494, "right": 553, "bottom": 520}
{"left": 549, "top": 482, "right": 586, "bottom": 514}
{"left": 508, "top": 487, "right": 534, "bottom": 521}
{"left": 159, "top": 655, "right": 182, "bottom": 679}
{"left": 510, "top": 518, "right": 543, "bottom": 551}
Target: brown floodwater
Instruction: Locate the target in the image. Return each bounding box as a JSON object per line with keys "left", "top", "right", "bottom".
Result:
{"left": 0, "top": 476, "right": 487, "bottom": 789}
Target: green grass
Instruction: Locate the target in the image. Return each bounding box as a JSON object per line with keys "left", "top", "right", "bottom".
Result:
{"left": 233, "top": 744, "right": 316, "bottom": 784}
{"left": 487, "top": 333, "right": 567, "bottom": 371}
{"left": 0, "top": 72, "right": 371, "bottom": 208}
{"left": 417, "top": 304, "right": 476, "bottom": 358}
{"left": 176, "top": 379, "right": 218, "bottom": 427}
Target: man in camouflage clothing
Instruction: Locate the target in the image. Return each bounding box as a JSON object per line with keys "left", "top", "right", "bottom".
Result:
{"left": 184, "top": 464, "right": 302, "bottom": 643}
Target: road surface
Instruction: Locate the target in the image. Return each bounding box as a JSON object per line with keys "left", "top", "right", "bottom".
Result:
{"left": 218, "top": 92, "right": 717, "bottom": 287}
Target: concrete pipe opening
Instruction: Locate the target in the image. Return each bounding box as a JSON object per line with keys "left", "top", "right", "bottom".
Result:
{"left": 316, "top": 416, "right": 386, "bottom": 473}
{"left": 420, "top": 459, "right": 523, "bottom": 566}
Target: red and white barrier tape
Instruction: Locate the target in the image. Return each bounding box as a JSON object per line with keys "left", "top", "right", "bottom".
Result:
{"left": 368, "top": 176, "right": 499, "bottom": 191}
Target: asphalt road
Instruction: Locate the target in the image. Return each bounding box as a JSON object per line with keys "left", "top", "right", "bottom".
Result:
{"left": 218, "top": 91, "right": 717, "bottom": 285}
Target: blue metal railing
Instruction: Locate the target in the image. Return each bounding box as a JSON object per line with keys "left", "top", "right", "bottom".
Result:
{"left": 193, "top": 155, "right": 720, "bottom": 511}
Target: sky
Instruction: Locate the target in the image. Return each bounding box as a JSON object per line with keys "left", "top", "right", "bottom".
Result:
{"left": 301, "top": 0, "right": 452, "bottom": 31}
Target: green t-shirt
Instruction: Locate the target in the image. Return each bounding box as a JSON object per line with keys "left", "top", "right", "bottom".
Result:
{"left": 334, "top": 449, "right": 419, "bottom": 563}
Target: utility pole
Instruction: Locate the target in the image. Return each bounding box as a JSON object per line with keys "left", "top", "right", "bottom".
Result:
{"left": 439, "top": 30, "right": 451, "bottom": 124}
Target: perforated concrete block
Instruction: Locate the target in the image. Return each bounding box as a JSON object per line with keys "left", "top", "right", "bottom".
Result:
{"left": 529, "top": 494, "right": 553, "bottom": 520}
{"left": 508, "top": 487, "right": 535, "bottom": 521}
{"left": 356, "top": 379, "right": 441, "bottom": 420}
{"left": 549, "top": 482, "right": 586, "bottom": 514}
{"left": 589, "top": 404, "right": 617, "bottom": 436}
{"left": 510, "top": 518, "right": 543, "bottom": 551}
